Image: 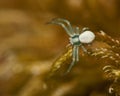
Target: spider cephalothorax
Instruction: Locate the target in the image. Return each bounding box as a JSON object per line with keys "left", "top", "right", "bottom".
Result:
{"left": 49, "top": 18, "right": 95, "bottom": 73}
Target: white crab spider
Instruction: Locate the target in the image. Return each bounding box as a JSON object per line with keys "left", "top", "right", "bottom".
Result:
{"left": 50, "top": 18, "right": 95, "bottom": 73}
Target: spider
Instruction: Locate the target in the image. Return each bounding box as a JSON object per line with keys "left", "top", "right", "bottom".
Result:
{"left": 49, "top": 18, "right": 95, "bottom": 73}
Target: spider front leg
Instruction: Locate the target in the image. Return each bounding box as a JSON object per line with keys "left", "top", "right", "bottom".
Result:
{"left": 49, "top": 18, "right": 74, "bottom": 37}
{"left": 54, "top": 18, "right": 73, "bottom": 32}
{"left": 66, "top": 45, "right": 79, "bottom": 73}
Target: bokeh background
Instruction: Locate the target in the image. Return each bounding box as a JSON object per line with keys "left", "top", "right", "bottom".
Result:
{"left": 0, "top": 0, "right": 120, "bottom": 96}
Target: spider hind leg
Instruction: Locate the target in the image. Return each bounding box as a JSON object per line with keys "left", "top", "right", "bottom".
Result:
{"left": 66, "top": 46, "right": 79, "bottom": 73}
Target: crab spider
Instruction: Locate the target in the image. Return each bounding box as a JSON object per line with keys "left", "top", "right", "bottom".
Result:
{"left": 49, "top": 18, "right": 95, "bottom": 73}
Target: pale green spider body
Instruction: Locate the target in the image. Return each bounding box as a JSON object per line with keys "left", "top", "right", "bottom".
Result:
{"left": 50, "top": 18, "right": 95, "bottom": 73}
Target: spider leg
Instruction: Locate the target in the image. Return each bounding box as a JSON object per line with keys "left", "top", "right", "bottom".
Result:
{"left": 73, "top": 27, "right": 80, "bottom": 35}
{"left": 49, "top": 18, "right": 74, "bottom": 37}
{"left": 66, "top": 46, "right": 77, "bottom": 73}
{"left": 81, "top": 27, "right": 89, "bottom": 32}
{"left": 76, "top": 46, "right": 79, "bottom": 62}
{"left": 81, "top": 45, "right": 88, "bottom": 53}
{"left": 54, "top": 18, "right": 73, "bottom": 33}
{"left": 50, "top": 22, "right": 73, "bottom": 37}
{"left": 66, "top": 43, "right": 71, "bottom": 48}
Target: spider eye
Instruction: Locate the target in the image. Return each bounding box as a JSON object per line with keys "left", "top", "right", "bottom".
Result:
{"left": 79, "top": 31, "right": 95, "bottom": 43}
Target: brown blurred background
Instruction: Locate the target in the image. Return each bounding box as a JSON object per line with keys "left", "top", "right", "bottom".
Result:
{"left": 0, "top": 0, "right": 120, "bottom": 96}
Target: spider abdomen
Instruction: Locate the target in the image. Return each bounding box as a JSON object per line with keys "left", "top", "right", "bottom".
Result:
{"left": 79, "top": 31, "right": 95, "bottom": 44}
